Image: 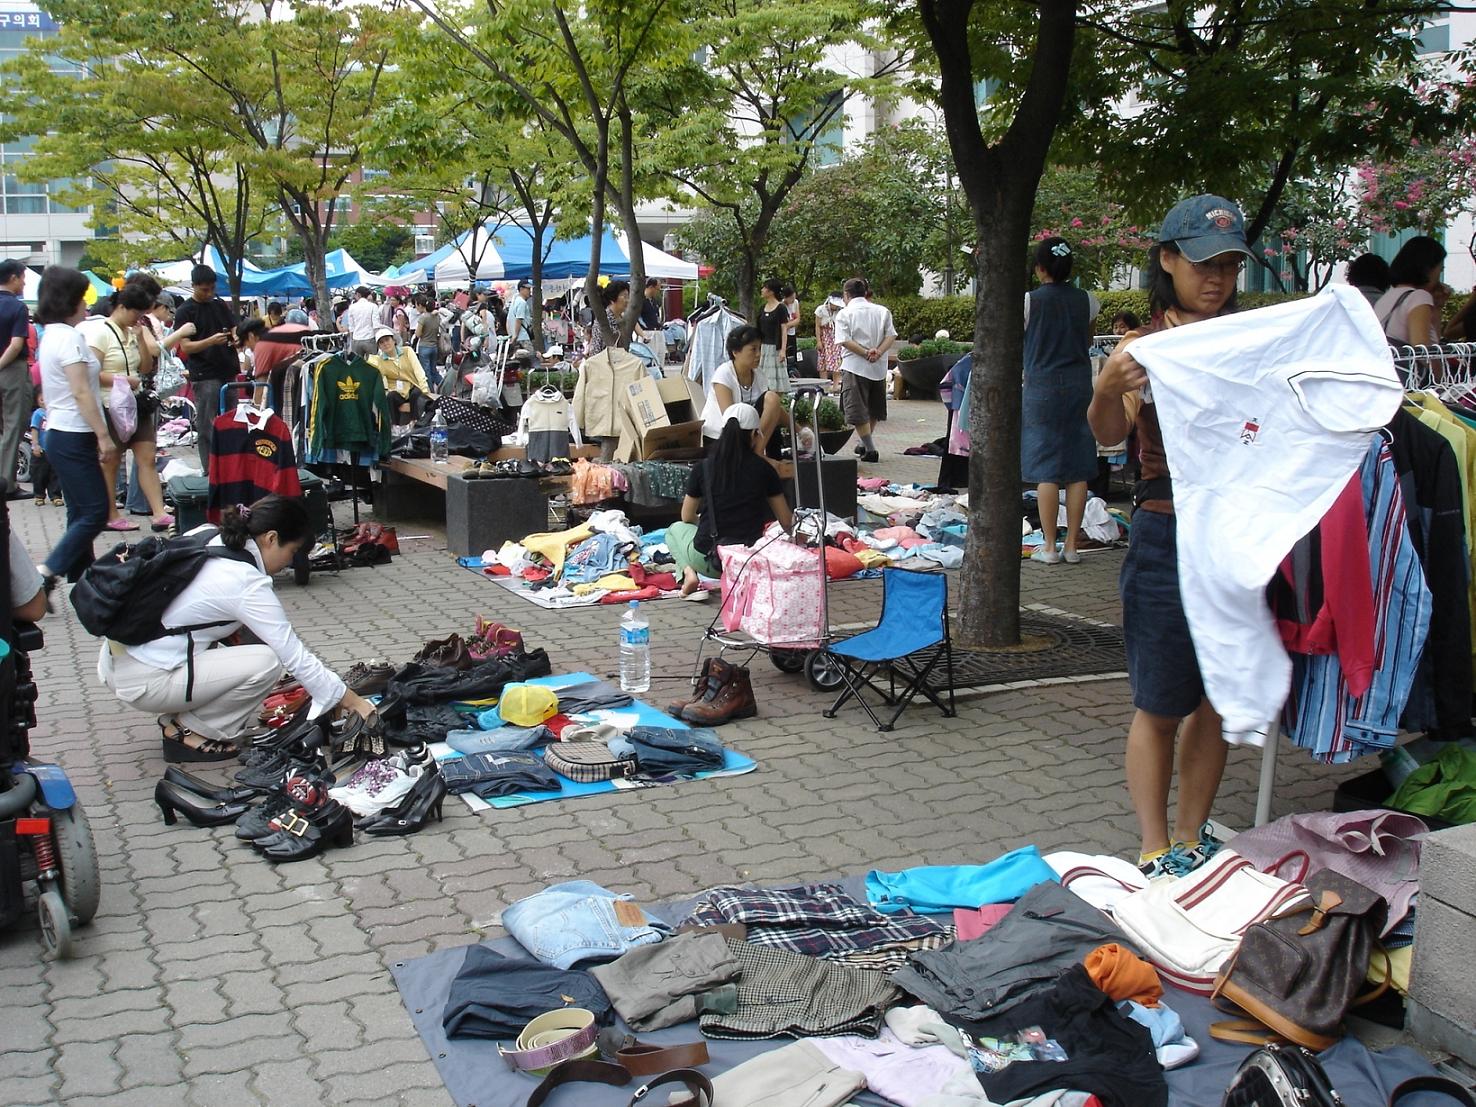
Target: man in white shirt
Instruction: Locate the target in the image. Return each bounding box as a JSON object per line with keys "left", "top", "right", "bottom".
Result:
{"left": 507, "top": 280, "right": 534, "bottom": 352}
{"left": 832, "top": 277, "right": 896, "bottom": 463}
{"left": 342, "top": 286, "right": 380, "bottom": 358}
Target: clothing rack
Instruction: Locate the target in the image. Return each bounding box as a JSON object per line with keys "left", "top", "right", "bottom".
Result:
{"left": 1391, "top": 342, "right": 1476, "bottom": 390}
{"left": 1255, "top": 345, "right": 1476, "bottom": 825}
{"left": 297, "top": 330, "right": 368, "bottom": 536}
{"left": 301, "top": 332, "right": 349, "bottom": 354}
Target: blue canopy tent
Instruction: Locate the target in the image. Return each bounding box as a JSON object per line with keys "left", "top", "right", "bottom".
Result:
{"left": 154, "top": 246, "right": 314, "bottom": 297}
{"left": 279, "top": 248, "right": 387, "bottom": 290}
{"left": 394, "top": 223, "right": 697, "bottom": 283}
{"left": 536, "top": 227, "right": 698, "bottom": 280}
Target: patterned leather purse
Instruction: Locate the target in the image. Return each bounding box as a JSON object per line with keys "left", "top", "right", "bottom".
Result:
{"left": 1212, "top": 870, "right": 1387, "bottom": 1049}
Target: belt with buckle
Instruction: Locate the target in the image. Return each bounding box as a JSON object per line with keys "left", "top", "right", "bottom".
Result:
{"left": 498, "top": 1009, "right": 599, "bottom": 1075}
{"left": 597, "top": 1029, "right": 709, "bottom": 1075}
{"left": 627, "top": 1068, "right": 713, "bottom": 1106}
{"left": 524, "top": 1058, "right": 714, "bottom": 1107}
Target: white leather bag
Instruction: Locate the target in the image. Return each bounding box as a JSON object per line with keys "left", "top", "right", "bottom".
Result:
{"left": 1110, "top": 850, "right": 1308, "bottom": 994}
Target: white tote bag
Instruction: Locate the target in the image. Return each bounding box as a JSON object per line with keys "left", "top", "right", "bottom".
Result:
{"left": 1110, "top": 849, "right": 1308, "bottom": 994}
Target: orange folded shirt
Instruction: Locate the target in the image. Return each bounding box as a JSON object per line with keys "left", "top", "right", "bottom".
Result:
{"left": 1084, "top": 942, "right": 1162, "bottom": 1007}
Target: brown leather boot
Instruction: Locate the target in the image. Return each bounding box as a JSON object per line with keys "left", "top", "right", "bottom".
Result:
{"left": 666, "top": 658, "right": 718, "bottom": 718}
{"left": 680, "top": 662, "right": 756, "bottom": 725}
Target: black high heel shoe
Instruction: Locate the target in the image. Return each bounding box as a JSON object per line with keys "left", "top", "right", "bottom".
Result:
{"left": 254, "top": 802, "right": 354, "bottom": 862}
{"left": 239, "top": 716, "right": 322, "bottom": 767}
{"left": 361, "top": 770, "right": 447, "bottom": 837}
{"left": 154, "top": 780, "right": 252, "bottom": 827}
{"left": 164, "top": 766, "right": 257, "bottom": 806}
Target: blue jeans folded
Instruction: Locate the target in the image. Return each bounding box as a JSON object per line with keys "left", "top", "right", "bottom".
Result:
{"left": 626, "top": 726, "right": 725, "bottom": 775}
{"left": 439, "top": 751, "right": 560, "bottom": 797}
{"left": 501, "top": 879, "right": 670, "bottom": 969}
{"left": 446, "top": 725, "right": 552, "bottom": 755}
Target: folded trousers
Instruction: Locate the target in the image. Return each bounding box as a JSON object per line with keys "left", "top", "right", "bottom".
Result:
{"left": 710, "top": 1041, "right": 865, "bottom": 1107}
{"left": 589, "top": 931, "right": 739, "bottom": 1031}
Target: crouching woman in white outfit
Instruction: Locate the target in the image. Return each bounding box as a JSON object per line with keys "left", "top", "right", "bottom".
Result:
{"left": 98, "top": 495, "right": 376, "bottom": 762}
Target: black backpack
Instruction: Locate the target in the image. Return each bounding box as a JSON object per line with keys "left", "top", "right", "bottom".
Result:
{"left": 70, "top": 528, "right": 258, "bottom": 647}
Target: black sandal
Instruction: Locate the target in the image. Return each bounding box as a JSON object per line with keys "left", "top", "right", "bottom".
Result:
{"left": 160, "top": 727, "right": 238, "bottom": 763}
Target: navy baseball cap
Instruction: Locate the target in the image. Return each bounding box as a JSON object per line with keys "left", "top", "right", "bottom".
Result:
{"left": 1158, "top": 195, "right": 1254, "bottom": 263}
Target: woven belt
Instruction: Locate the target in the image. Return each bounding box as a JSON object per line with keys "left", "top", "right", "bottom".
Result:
{"left": 498, "top": 1009, "right": 599, "bottom": 1074}
{"left": 524, "top": 1058, "right": 714, "bottom": 1107}
{"left": 597, "top": 1029, "right": 710, "bottom": 1076}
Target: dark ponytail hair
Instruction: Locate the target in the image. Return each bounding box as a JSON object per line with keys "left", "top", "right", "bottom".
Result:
{"left": 707, "top": 414, "right": 752, "bottom": 491}
{"left": 1147, "top": 242, "right": 1239, "bottom": 319}
{"left": 218, "top": 494, "right": 311, "bottom": 552}
{"left": 1032, "top": 237, "right": 1074, "bottom": 283}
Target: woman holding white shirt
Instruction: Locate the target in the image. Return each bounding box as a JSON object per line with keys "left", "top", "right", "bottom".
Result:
{"left": 35, "top": 266, "right": 117, "bottom": 597}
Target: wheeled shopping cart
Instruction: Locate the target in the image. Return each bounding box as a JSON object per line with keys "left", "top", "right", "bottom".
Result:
{"left": 692, "top": 380, "right": 848, "bottom": 693}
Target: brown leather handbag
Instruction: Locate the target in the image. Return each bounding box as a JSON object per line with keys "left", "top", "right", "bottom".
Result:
{"left": 1212, "top": 869, "right": 1388, "bottom": 1050}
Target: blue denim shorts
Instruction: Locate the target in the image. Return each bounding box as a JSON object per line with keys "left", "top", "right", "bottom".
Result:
{"left": 1119, "top": 509, "right": 1205, "bottom": 718}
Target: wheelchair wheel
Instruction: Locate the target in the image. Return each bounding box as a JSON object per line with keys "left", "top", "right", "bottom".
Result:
{"left": 769, "top": 649, "right": 806, "bottom": 674}
{"left": 38, "top": 889, "right": 72, "bottom": 959}
{"left": 51, "top": 804, "right": 100, "bottom": 928}
{"left": 804, "top": 650, "right": 845, "bottom": 693}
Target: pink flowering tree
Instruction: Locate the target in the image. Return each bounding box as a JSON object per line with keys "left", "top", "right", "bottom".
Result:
{"left": 1356, "top": 134, "right": 1476, "bottom": 269}
{"left": 1263, "top": 175, "right": 1375, "bottom": 292}
{"left": 1030, "top": 164, "right": 1156, "bottom": 288}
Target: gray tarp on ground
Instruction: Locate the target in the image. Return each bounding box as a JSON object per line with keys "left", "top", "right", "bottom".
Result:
{"left": 390, "top": 876, "right": 1447, "bottom": 1107}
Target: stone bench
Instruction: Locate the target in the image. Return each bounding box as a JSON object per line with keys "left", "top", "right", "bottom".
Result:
{"left": 1408, "top": 821, "right": 1476, "bottom": 1064}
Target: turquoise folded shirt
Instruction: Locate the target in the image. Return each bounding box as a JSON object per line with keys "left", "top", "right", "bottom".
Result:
{"left": 865, "top": 845, "right": 1059, "bottom": 914}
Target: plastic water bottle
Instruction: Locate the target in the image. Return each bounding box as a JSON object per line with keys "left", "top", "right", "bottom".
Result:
{"left": 429, "top": 407, "right": 449, "bottom": 465}
{"left": 619, "top": 601, "right": 651, "bottom": 693}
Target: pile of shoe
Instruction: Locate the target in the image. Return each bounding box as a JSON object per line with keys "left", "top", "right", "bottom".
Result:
{"left": 329, "top": 745, "right": 437, "bottom": 819}
{"left": 258, "top": 675, "right": 310, "bottom": 729}
{"left": 462, "top": 458, "right": 537, "bottom": 480}
{"left": 235, "top": 768, "right": 354, "bottom": 861}
{"left": 152, "top": 711, "right": 448, "bottom": 860}
{"left": 665, "top": 658, "right": 756, "bottom": 726}
{"left": 340, "top": 522, "right": 398, "bottom": 565}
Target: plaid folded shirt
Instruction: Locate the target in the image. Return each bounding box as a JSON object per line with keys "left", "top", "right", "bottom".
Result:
{"left": 700, "top": 938, "right": 900, "bottom": 1040}
{"left": 679, "top": 883, "right": 949, "bottom": 963}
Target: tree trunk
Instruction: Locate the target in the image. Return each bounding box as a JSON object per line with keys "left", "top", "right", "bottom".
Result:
{"left": 735, "top": 250, "right": 757, "bottom": 321}
{"left": 613, "top": 102, "right": 647, "bottom": 344}
{"left": 303, "top": 243, "right": 332, "bottom": 330}
{"left": 918, "top": 0, "right": 1078, "bottom": 648}
{"left": 281, "top": 190, "right": 335, "bottom": 331}
{"left": 959, "top": 205, "right": 1027, "bottom": 648}
{"left": 531, "top": 223, "right": 545, "bottom": 349}
{"left": 588, "top": 126, "right": 614, "bottom": 349}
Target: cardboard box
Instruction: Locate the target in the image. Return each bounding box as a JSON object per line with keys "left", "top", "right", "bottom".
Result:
{"left": 616, "top": 376, "right": 705, "bottom": 461}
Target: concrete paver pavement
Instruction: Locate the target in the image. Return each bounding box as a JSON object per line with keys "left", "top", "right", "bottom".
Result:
{"left": 1, "top": 398, "right": 1356, "bottom": 1104}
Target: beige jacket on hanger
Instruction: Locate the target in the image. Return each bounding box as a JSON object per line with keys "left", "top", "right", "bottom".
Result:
{"left": 573, "top": 348, "right": 647, "bottom": 438}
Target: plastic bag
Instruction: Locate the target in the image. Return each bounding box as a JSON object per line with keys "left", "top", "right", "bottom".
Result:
{"left": 109, "top": 377, "right": 137, "bottom": 441}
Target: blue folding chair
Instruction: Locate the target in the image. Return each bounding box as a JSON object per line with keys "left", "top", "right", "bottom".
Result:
{"left": 820, "top": 568, "right": 956, "bottom": 731}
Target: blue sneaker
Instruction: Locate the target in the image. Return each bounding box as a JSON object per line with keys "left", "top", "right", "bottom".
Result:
{"left": 1137, "top": 845, "right": 1196, "bottom": 880}
{"left": 1175, "top": 822, "right": 1225, "bottom": 873}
